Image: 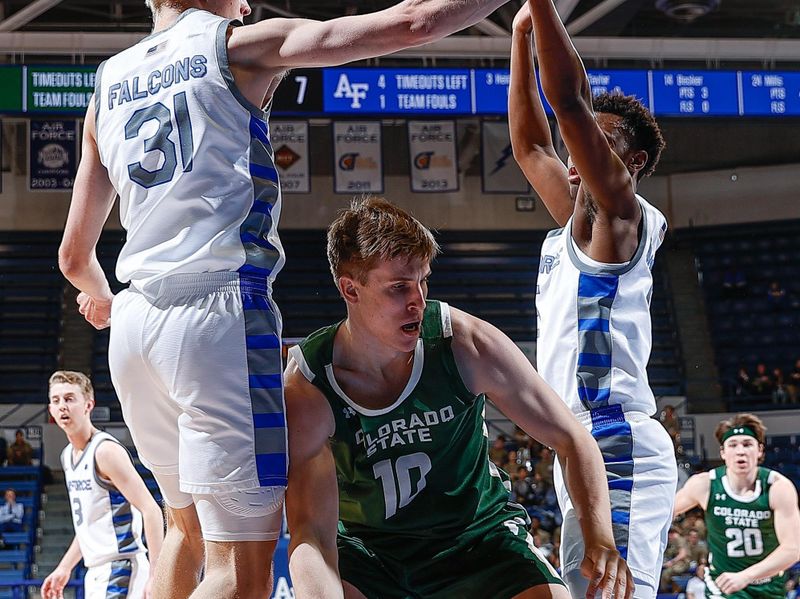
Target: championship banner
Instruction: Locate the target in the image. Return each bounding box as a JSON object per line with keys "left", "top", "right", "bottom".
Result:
{"left": 481, "top": 121, "right": 530, "bottom": 194}
{"left": 29, "top": 119, "right": 78, "bottom": 191}
{"left": 407, "top": 120, "right": 458, "bottom": 193}
{"left": 271, "top": 121, "right": 310, "bottom": 194}
{"left": 333, "top": 121, "right": 383, "bottom": 194}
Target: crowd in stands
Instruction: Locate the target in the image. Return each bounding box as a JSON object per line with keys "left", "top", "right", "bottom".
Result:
{"left": 732, "top": 359, "right": 800, "bottom": 405}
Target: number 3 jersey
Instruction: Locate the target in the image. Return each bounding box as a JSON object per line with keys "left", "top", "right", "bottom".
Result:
{"left": 60, "top": 432, "right": 146, "bottom": 568}
{"left": 704, "top": 466, "right": 783, "bottom": 597}
{"left": 288, "top": 300, "right": 523, "bottom": 562}
{"left": 94, "top": 9, "right": 284, "bottom": 297}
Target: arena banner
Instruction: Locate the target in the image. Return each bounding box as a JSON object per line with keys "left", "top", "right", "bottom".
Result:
{"left": 272, "top": 121, "right": 310, "bottom": 194}
{"left": 270, "top": 535, "right": 293, "bottom": 598}
{"left": 480, "top": 121, "right": 530, "bottom": 194}
{"left": 407, "top": 120, "right": 459, "bottom": 193}
{"left": 28, "top": 119, "right": 78, "bottom": 191}
{"left": 333, "top": 121, "right": 383, "bottom": 194}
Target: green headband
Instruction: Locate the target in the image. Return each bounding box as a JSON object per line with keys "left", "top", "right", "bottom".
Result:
{"left": 721, "top": 426, "right": 758, "bottom": 444}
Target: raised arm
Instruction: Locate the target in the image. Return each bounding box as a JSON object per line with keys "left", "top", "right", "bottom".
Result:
{"left": 716, "top": 476, "right": 800, "bottom": 595}
{"left": 284, "top": 357, "right": 343, "bottom": 599}
{"left": 229, "top": 0, "right": 511, "bottom": 70}
{"left": 527, "top": 0, "right": 638, "bottom": 220}
{"left": 508, "top": 4, "right": 572, "bottom": 227}
{"left": 59, "top": 96, "right": 117, "bottom": 330}
{"left": 450, "top": 309, "right": 633, "bottom": 599}
{"left": 95, "top": 441, "right": 165, "bottom": 596}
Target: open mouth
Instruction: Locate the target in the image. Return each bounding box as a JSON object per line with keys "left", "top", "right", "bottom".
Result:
{"left": 568, "top": 167, "right": 581, "bottom": 185}
{"left": 401, "top": 321, "right": 421, "bottom": 333}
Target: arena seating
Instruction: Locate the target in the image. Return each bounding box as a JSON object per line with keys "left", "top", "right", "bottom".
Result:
{"left": 679, "top": 219, "right": 800, "bottom": 409}
{"left": 0, "top": 229, "right": 687, "bottom": 404}
{"left": 0, "top": 466, "right": 42, "bottom": 597}
{"left": 0, "top": 233, "right": 62, "bottom": 404}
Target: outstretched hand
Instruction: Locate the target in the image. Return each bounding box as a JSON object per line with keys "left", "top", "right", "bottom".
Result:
{"left": 581, "top": 544, "right": 635, "bottom": 599}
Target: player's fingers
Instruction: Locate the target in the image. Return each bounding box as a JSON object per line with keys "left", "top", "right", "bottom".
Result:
{"left": 586, "top": 555, "right": 607, "bottom": 599}
{"left": 601, "top": 558, "right": 618, "bottom": 599}
{"left": 626, "top": 567, "right": 635, "bottom": 599}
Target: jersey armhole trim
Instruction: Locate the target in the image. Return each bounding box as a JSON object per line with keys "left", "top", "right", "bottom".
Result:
{"left": 93, "top": 60, "right": 106, "bottom": 137}
{"left": 288, "top": 345, "right": 315, "bottom": 383}
{"left": 215, "top": 19, "right": 269, "bottom": 120}
{"left": 92, "top": 436, "right": 131, "bottom": 493}
{"left": 440, "top": 301, "right": 453, "bottom": 338}
{"left": 565, "top": 199, "right": 649, "bottom": 276}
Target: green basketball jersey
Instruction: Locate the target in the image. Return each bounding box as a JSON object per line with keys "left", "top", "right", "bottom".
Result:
{"left": 704, "top": 466, "right": 784, "bottom": 598}
{"left": 291, "top": 300, "right": 520, "bottom": 563}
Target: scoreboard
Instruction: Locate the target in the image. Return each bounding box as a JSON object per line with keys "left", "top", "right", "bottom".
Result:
{"left": 2, "top": 65, "right": 800, "bottom": 117}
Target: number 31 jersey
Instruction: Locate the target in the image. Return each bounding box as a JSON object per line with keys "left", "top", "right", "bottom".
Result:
{"left": 704, "top": 465, "right": 784, "bottom": 597}
{"left": 61, "top": 432, "right": 145, "bottom": 568}
{"left": 94, "top": 9, "right": 284, "bottom": 297}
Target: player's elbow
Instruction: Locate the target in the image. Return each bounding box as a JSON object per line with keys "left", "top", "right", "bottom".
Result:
{"left": 395, "top": 4, "right": 443, "bottom": 47}
{"left": 58, "top": 245, "right": 86, "bottom": 279}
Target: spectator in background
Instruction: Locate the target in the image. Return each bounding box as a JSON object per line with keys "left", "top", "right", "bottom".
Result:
{"left": 534, "top": 446, "right": 554, "bottom": 487}
{"left": 734, "top": 365, "right": 752, "bottom": 397}
{"left": 788, "top": 358, "right": 800, "bottom": 403}
{"left": 786, "top": 576, "right": 798, "bottom": 599}
{"left": 0, "top": 489, "right": 25, "bottom": 533}
{"left": 767, "top": 280, "right": 787, "bottom": 310}
{"left": 685, "top": 563, "right": 706, "bottom": 599}
{"left": 660, "top": 404, "right": 681, "bottom": 449}
{"left": 722, "top": 269, "right": 748, "bottom": 298}
{"left": 488, "top": 435, "right": 508, "bottom": 468}
{"left": 773, "top": 368, "right": 789, "bottom": 404}
{"left": 512, "top": 466, "right": 534, "bottom": 506}
{"left": 502, "top": 449, "right": 520, "bottom": 475}
{"left": 752, "top": 363, "right": 774, "bottom": 396}
{"left": 7, "top": 430, "right": 33, "bottom": 466}
{"left": 686, "top": 528, "right": 708, "bottom": 569}
{"left": 660, "top": 526, "right": 690, "bottom": 593}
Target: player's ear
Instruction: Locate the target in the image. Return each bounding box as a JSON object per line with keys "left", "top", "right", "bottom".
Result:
{"left": 338, "top": 275, "right": 359, "bottom": 304}
{"left": 628, "top": 149, "right": 648, "bottom": 177}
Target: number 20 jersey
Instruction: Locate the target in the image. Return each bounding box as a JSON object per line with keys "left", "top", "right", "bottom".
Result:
{"left": 61, "top": 432, "right": 145, "bottom": 568}
{"left": 94, "top": 9, "right": 284, "bottom": 297}
{"left": 704, "top": 466, "right": 783, "bottom": 597}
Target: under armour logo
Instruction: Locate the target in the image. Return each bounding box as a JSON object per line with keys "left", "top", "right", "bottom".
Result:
{"left": 733, "top": 427, "right": 745, "bottom": 434}
{"left": 333, "top": 74, "right": 369, "bottom": 109}
{"left": 715, "top": 493, "right": 726, "bottom": 501}
{"left": 343, "top": 407, "right": 356, "bottom": 419}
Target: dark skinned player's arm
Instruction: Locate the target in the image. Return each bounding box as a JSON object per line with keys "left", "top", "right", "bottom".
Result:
{"left": 527, "top": 0, "right": 638, "bottom": 221}
{"left": 508, "top": 4, "right": 572, "bottom": 227}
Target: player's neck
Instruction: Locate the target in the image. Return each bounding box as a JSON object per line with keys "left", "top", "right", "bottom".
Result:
{"left": 67, "top": 424, "right": 98, "bottom": 451}
{"left": 725, "top": 467, "right": 759, "bottom": 495}
{"left": 336, "top": 320, "right": 415, "bottom": 379}
{"left": 152, "top": 6, "right": 191, "bottom": 32}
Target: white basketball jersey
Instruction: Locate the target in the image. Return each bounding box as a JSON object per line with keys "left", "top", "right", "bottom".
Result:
{"left": 61, "top": 432, "right": 146, "bottom": 568}
{"left": 94, "top": 9, "right": 285, "bottom": 297}
{"left": 536, "top": 196, "right": 667, "bottom": 417}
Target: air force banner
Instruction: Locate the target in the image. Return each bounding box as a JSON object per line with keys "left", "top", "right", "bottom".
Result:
{"left": 272, "top": 121, "right": 310, "bottom": 194}
{"left": 408, "top": 121, "right": 458, "bottom": 193}
{"left": 333, "top": 121, "right": 383, "bottom": 194}
{"left": 29, "top": 119, "right": 78, "bottom": 191}
{"left": 481, "top": 121, "right": 530, "bottom": 194}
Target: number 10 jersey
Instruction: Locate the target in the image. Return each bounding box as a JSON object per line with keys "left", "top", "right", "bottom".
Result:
{"left": 288, "top": 300, "right": 522, "bottom": 563}
{"left": 94, "top": 8, "right": 284, "bottom": 298}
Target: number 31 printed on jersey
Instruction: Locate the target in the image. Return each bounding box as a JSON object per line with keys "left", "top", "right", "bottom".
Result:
{"left": 125, "top": 91, "right": 194, "bottom": 188}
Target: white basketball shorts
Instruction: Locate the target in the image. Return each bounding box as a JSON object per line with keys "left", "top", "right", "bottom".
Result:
{"left": 555, "top": 406, "right": 677, "bottom": 598}
{"left": 108, "top": 272, "right": 288, "bottom": 500}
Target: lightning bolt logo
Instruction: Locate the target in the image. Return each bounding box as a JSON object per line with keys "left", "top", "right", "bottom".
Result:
{"left": 491, "top": 143, "right": 514, "bottom": 176}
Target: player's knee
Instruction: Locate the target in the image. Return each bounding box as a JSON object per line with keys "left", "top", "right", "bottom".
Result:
{"left": 193, "top": 487, "right": 284, "bottom": 542}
